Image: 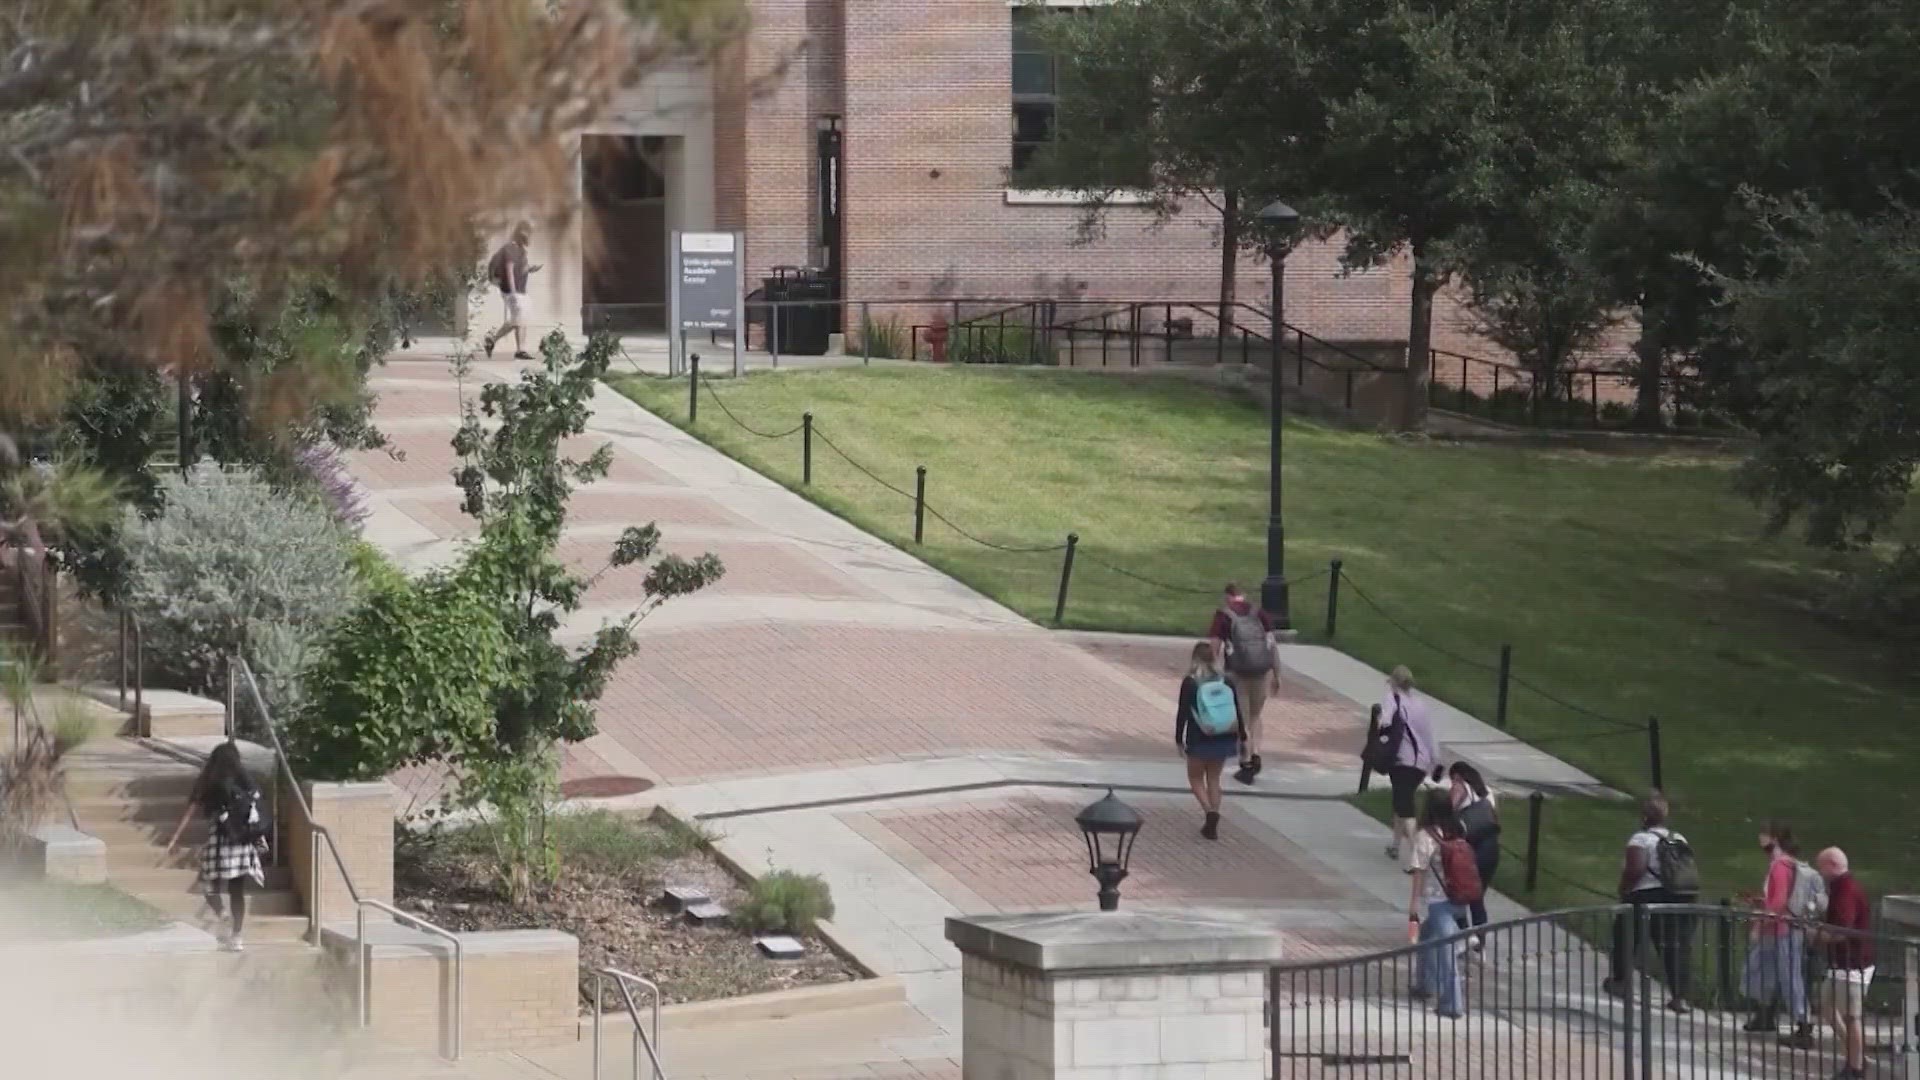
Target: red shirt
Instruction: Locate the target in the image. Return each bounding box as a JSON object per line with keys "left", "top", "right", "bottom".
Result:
{"left": 1824, "top": 873, "right": 1874, "bottom": 970}
{"left": 1208, "top": 598, "right": 1275, "bottom": 642}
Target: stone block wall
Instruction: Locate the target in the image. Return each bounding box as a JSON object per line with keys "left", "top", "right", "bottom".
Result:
{"left": 343, "top": 927, "right": 580, "bottom": 1056}
{"left": 960, "top": 953, "right": 1269, "bottom": 1080}
{"left": 284, "top": 779, "right": 395, "bottom": 934}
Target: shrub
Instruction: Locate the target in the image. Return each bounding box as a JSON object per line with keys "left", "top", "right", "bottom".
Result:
{"left": 737, "top": 869, "right": 835, "bottom": 934}
{"left": 291, "top": 440, "right": 370, "bottom": 530}
{"left": 857, "top": 313, "right": 909, "bottom": 359}
{"left": 950, "top": 324, "right": 1058, "bottom": 366}
{"left": 289, "top": 572, "right": 510, "bottom": 781}
{"left": 120, "top": 462, "right": 361, "bottom": 709}
{"left": 1834, "top": 544, "right": 1920, "bottom": 640}
{"left": 347, "top": 539, "right": 407, "bottom": 595}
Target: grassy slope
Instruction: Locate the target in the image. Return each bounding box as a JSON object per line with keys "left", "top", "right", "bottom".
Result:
{"left": 610, "top": 366, "right": 1920, "bottom": 905}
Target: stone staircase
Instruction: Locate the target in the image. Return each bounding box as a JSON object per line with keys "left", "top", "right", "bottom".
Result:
{"left": 65, "top": 737, "right": 311, "bottom": 945}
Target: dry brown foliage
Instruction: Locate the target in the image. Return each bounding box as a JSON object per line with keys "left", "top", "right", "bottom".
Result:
{"left": 0, "top": 0, "right": 750, "bottom": 429}
{"left": 0, "top": 725, "right": 66, "bottom": 857}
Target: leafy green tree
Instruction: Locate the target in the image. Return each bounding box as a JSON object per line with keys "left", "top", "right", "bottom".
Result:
{"left": 1314, "top": 0, "right": 1636, "bottom": 428}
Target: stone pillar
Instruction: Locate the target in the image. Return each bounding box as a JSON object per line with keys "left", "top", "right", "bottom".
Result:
{"left": 285, "top": 778, "right": 396, "bottom": 934}
{"left": 946, "top": 911, "right": 1285, "bottom": 1080}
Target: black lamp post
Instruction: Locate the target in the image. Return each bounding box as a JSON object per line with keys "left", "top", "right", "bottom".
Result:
{"left": 1257, "top": 199, "right": 1301, "bottom": 628}
{"left": 1075, "top": 789, "right": 1143, "bottom": 912}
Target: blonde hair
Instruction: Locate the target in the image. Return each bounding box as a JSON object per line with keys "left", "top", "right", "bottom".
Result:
{"left": 1188, "top": 641, "right": 1217, "bottom": 679}
{"left": 511, "top": 219, "right": 533, "bottom": 243}
{"left": 1389, "top": 665, "right": 1415, "bottom": 691}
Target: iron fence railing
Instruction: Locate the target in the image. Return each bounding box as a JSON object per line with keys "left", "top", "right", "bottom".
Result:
{"left": 1426, "top": 347, "right": 1731, "bottom": 432}
{"left": 1270, "top": 902, "right": 1919, "bottom": 1079}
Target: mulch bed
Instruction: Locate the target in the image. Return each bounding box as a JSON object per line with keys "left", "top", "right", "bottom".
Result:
{"left": 394, "top": 820, "right": 862, "bottom": 1010}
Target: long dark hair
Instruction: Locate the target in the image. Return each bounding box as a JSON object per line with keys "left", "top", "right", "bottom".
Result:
{"left": 1418, "top": 788, "right": 1460, "bottom": 838}
{"left": 196, "top": 740, "right": 252, "bottom": 801}
{"left": 1764, "top": 820, "right": 1798, "bottom": 857}
{"left": 1447, "top": 762, "right": 1489, "bottom": 800}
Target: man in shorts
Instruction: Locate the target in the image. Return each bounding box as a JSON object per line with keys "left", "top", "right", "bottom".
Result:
{"left": 1814, "top": 847, "right": 1873, "bottom": 1079}
{"left": 482, "top": 221, "right": 541, "bottom": 360}
{"left": 1208, "top": 583, "right": 1279, "bottom": 785}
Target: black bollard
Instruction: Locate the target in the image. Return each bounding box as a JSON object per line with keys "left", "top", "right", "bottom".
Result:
{"left": 1053, "top": 533, "right": 1079, "bottom": 627}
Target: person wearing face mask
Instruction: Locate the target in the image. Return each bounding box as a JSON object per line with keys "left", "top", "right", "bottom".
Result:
{"left": 1742, "top": 821, "right": 1817, "bottom": 1045}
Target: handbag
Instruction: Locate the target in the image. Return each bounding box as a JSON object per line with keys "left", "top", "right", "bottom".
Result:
{"left": 1361, "top": 694, "right": 1414, "bottom": 773}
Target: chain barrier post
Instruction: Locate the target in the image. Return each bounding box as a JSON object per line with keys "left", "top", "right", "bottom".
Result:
{"left": 1495, "top": 643, "right": 1513, "bottom": 729}
{"left": 913, "top": 466, "right": 927, "bottom": 544}
{"left": 1325, "top": 559, "right": 1343, "bottom": 641}
{"left": 1525, "top": 791, "right": 1544, "bottom": 893}
{"left": 1053, "top": 533, "right": 1079, "bottom": 627}
{"left": 1647, "top": 715, "right": 1664, "bottom": 792}
{"left": 688, "top": 354, "right": 700, "bottom": 423}
{"left": 802, "top": 413, "right": 813, "bottom": 485}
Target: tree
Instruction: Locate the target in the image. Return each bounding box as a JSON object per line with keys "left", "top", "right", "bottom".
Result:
{"left": 1715, "top": 202, "right": 1920, "bottom": 547}
{"left": 449, "top": 332, "right": 723, "bottom": 901}
{"left": 1023, "top": 0, "right": 1350, "bottom": 328}
{"left": 1312, "top": 0, "right": 1638, "bottom": 428}
{"left": 0, "top": 0, "right": 746, "bottom": 464}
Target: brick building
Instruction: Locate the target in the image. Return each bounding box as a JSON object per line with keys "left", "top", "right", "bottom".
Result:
{"left": 486, "top": 0, "right": 1471, "bottom": 357}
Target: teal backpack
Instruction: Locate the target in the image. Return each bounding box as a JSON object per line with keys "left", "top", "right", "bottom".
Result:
{"left": 1193, "top": 677, "right": 1239, "bottom": 736}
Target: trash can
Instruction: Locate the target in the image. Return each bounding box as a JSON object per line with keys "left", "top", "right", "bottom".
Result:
{"left": 762, "top": 266, "right": 834, "bottom": 356}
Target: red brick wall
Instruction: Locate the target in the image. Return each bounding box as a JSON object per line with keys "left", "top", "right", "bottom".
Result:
{"left": 707, "top": 0, "right": 1629, "bottom": 361}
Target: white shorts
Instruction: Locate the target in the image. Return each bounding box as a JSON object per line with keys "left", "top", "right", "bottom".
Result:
{"left": 499, "top": 291, "right": 525, "bottom": 327}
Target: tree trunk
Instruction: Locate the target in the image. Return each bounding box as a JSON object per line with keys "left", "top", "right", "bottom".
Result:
{"left": 1632, "top": 330, "right": 1665, "bottom": 430}
{"left": 1401, "top": 251, "right": 1438, "bottom": 431}
{"left": 1218, "top": 190, "right": 1239, "bottom": 321}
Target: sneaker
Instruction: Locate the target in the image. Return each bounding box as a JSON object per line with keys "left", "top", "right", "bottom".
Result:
{"left": 1831, "top": 1067, "right": 1865, "bottom": 1079}
{"left": 513, "top": 351, "right": 535, "bottom": 361}
{"left": 1247, "top": 754, "right": 1264, "bottom": 777}
{"left": 1386, "top": 843, "right": 1400, "bottom": 862}
{"left": 1232, "top": 763, "right": 1257, "bottom": 786}
{"left": 1601, "top": 978, "right": 1627, "bottom": 1000}
{"left": 1779, "top": 1025, "right": 1815, "bottom": 1050}
{"left": 1743, "top": 1012, "right": 1779, "bottom": 1034}
{"left": 1409, "top": 986, "right": 1430, "bottom": 1001}
{"left": 1201, "top": 812, "right": 1220, "bottom": 841}
{"left": 220, "top": 935, "right": 245, "bottom": 954}
{"left": 1665, "top": 997, "right": 1692, "bottom": 1015}
{"left": 482, "top": 334, "right": 496, "bottom": 358}
{"left": 1434, "top": 1009, "right": 1463, "bottom": 1020}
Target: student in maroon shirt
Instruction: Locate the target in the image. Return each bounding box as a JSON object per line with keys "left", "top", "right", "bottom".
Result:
{"left": 1207, "top": 583, "right": 1278, "bottom": 785}
{"left": 1814, "top": 847, "right": 1874, "bottom": 1079}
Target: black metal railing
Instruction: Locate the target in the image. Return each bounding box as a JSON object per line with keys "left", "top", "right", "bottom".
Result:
{"left": 4, "top": 543, "right": 57, "bottom": 662}
{"left": 1270, "top": 902, "right": 1918, "bottom": 1079}
{"left": 1426, "top": 347, "right": 1731, "bottom": 432}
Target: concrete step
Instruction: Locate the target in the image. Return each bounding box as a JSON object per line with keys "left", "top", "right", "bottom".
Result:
{"left": 110, "top": 864, "right": 293, "bottom": 894}
{"left": 76, "top": 686, "right": 227, "bottom": 739}
{"left": 143, "top": 887, "right": 306, "bottom": 924}
{"left": 64, "top": 769, "right": 198, "bottom": 802}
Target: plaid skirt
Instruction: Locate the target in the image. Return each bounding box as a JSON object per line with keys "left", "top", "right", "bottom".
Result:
{"left": 199, "top": 830, "right": 266, "bottom": 892}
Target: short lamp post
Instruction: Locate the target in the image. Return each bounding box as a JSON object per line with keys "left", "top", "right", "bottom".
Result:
{"left": 1075, "top": 789, "right": 1143, "bottom": 912}
{"left": 1257, "top": 199, "right": 1301, "bottom": 628}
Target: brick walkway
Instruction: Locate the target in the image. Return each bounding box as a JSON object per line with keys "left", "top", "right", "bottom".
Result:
{"left": 357, "top": 361, "right": 1368, "bottom": 790}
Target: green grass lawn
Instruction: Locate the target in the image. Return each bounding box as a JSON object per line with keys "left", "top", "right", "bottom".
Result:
{"left": 609, "top": 366, "right": 1920, "bottom": 908}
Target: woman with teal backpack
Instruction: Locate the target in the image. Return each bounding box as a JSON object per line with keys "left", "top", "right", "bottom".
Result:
{"left": 1176, "top": 641, "right": 1247, "bottom": 840}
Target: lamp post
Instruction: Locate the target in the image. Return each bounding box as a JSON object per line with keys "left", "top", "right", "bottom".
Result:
{"left": 1257, "top": 199, "right": 1300, "bottom": 628}
{"left": 1075, "top": 789, "right": 1143, "bottom": 912}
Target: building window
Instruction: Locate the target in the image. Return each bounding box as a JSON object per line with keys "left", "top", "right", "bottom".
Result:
{"left": 1011, "top": 7, "right": 1064, "bottom": 180}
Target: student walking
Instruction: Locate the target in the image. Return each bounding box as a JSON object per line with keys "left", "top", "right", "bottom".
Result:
{"left": 1448, "top": 763, "right": 1500, "bottom": 951}
{"left": 1743, "top": 821, "right": 1820, "bottom": 1045}
{"left": 1376, "top": 666, "right": 1438, "bottom": 870}
{"left": 165, "top": 741, "right": 270, "bottom": 952}
{"left": 1813, "top": 847, "right": 1873, "bottom": 1079}
{"left": 1175, "top": 642, "right": 1247, "bottom": 840}
{"left": 1408, "top": 789, "right": 1478, "bottom": 1019}
{"left": 482, "top": 220, "right": 542, "bottom": 360}
{"left": 1208, "top": 583, "right": 1278, "bottom": 786}
{"left": 1604, "top": 795, "right": 1700, "bottom": 1012}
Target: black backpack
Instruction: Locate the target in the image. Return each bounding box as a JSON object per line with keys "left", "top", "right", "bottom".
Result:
{"left": 216, "top": 781, "right": 272, "bottom": 846}
{"left": 1361, "top": 695, "right": 1417, "bottom": 774}
{"left": 1649, "top": 827, "right": 1700, "bottom": 896}
{"left": 1460, "top": 798, "right": 1500, "bottom": 844}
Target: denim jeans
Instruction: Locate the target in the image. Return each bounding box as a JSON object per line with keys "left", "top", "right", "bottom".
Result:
{"left": 1745, "top": 930, "right": 1810, "bottom": 1022}
{"left": 1415, "top": 899, "right": 1466, "bottom": 1015}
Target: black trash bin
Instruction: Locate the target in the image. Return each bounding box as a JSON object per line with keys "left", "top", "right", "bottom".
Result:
{"left": 762, "top": 266, "right": 834, "bottom": 356}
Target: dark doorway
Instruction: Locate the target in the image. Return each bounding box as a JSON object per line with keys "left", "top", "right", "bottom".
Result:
{"left": 583, "top": 134, "right": 669, "bottom": 333}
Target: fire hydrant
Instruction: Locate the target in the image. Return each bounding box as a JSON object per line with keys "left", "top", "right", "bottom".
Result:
{"left": 927, "top": 317, "right": 951, "bottom": 364}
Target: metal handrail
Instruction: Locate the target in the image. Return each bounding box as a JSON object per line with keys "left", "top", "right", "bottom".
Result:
{"left": 592, "top": 967, "right": 665, "bottom": 1080}
{"left": 115, "top": 609, "right": 144, "bottom": 724}
{"left": 6, "top": 543, "right": 54, "bottom": 661}
{"left": 230, "top": 656, "right": 465, "bottom": 1060}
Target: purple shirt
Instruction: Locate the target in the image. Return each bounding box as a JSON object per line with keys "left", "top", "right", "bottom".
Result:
{"left": 1379, "top": 688, "right": 1438, "bottom": 771}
